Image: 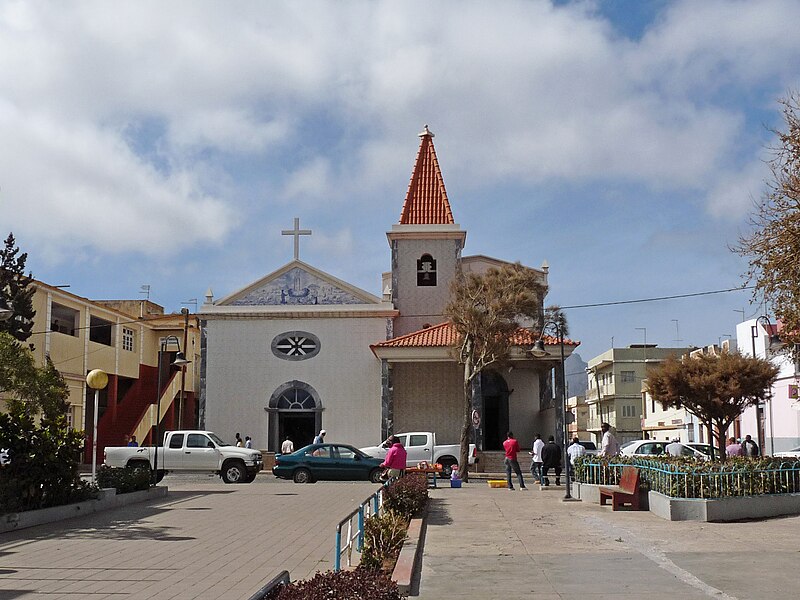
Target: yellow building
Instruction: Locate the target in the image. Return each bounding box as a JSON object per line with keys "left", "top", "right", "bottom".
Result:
{"left": 6, "top": 280, "right": 199, "bottom": 464}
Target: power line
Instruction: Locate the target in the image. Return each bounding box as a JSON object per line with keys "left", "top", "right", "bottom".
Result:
{"left": 561, "top": 286, "right": 754, "bottom": 310}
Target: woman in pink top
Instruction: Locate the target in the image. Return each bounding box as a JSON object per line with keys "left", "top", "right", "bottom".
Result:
{"left": 380, "top": 436, "right": 408, "bottom": 477}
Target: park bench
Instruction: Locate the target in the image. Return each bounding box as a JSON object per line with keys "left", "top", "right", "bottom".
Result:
{"left": 599, "top": 466, "right": 641, "bottom": 511}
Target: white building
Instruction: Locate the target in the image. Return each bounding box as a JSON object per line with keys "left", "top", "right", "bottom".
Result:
{"left": 199, "top": 127, "right": 578, "bottom": 453}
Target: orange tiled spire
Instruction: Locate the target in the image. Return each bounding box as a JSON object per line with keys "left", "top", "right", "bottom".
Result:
{"left": 398, "top": 125, "right": 455, "bottom": 225}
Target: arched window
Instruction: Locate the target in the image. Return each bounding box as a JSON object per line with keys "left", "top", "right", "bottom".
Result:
{"left": 417, "top": 254, "right": 437, "bottom": 286}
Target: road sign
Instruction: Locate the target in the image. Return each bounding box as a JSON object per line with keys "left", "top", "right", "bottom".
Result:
{"left": 471, "top": 410, "right": 481, "bottom": 428}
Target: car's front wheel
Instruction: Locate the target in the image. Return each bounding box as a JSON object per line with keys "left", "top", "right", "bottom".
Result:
{"left": 222, "top": 460, "right": 246, "bottom": 483}
{"left": 369, "top": 468, "right": 383, "bottom": 483}
{"left": 293, "top": 468, "right": 312, "bottom": 483}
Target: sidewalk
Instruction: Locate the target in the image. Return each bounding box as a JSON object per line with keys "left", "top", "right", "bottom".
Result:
{"left": 416, "top": 481, "right": 800, "bottom": 599}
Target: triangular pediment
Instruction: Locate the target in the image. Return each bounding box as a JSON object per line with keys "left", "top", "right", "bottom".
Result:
{"left": 216, "top": 260, "right": 381, "bottom": 307}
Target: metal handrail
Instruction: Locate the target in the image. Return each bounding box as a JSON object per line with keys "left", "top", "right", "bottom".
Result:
{"left": 247, "top": 570, "right": 290, "bottom": 600}
{"left": 334, "top": 481, "right": 391, "bottom": 571}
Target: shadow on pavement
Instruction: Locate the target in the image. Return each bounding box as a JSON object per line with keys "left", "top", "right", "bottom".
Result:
{"left": 425, "top": 497, "right": 453, "bottom": 527}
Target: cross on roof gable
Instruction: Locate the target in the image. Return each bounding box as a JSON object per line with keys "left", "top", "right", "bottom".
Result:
{"left": 398, "top": 125, "right": 455, "bottom": 225}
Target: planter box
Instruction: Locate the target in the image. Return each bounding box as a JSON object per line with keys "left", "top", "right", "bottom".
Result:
{"left": 648, "top": 490, "right": 800, "bottom": 522}
{"left": 1, "top": 486, "right": 169, "bottom": 533}
{"left": 392, "top": 511, "right": 427, "bottom": 595}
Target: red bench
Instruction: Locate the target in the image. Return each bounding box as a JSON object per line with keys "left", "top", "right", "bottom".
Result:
{"left": 599, "top": 466, "right": 641, "bottom": 511}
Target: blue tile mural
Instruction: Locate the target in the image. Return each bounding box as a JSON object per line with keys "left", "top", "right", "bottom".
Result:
{"left": 230, "top": 267, "right": 367, "bottom": 306}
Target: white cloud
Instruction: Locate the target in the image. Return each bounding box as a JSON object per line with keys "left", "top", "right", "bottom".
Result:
{"left": 1, "top": 0, "right": 800, "bottom": 264}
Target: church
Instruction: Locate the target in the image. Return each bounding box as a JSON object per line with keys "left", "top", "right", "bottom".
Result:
{"left": 199, "top": 127, "right": 578, "bottom": 456}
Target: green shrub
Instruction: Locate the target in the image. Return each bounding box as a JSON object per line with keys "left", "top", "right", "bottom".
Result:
{"left": 0, "top": 410, "right": 97, "bottom": 513}
{"left": 360, "top": 510, "right": 409, "bottom": 571}
{"left": 97, "top": 465, "right": 151, "bottom": 494}
{"left": 264, "top": 568, "right": 403, "bottom": 600}
{"left": 382, "top": 473, "right": 428, "bottom": 518}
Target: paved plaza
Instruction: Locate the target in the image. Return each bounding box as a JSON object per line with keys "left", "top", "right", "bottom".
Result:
{"left": 3, "top": 474, "right": 800, "bottom": 599}
{"left": 417, "top": 482, "right": 800, "bottom": 599}
{"left": 0, "top": 476, "right": 377, "bottom": 599}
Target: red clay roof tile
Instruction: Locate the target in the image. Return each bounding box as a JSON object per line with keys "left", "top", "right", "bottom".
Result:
{"left": 372, "top": 322, "right": 580, "bottom": 349}
{"left": 398, "top": 126, "right": 455, "bottom": 225}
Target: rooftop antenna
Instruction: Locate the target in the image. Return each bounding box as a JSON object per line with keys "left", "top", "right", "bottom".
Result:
{"left": 140, "top": 285, "right": 151, "bottom": 300}
{"left": 181, "top": 299, "right": 198, "bottom": 312}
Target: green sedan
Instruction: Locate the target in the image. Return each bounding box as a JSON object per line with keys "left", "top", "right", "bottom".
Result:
{"left": 272, "top": 443, "right": 384, "bottom": 483}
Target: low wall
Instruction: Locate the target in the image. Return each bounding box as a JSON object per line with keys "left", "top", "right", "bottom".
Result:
{"left": 648, "top": 491, "right": 800, "bottom": 522}
{"left": 392, "top": 512, "right": 427, "bottom": 595}
{"left": 1, "top": 486, "right": 169, "bottom": 533}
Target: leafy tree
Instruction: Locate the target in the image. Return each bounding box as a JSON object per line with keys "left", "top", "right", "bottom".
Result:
{"left": 0, "top": 332, "right": 90, "bottom": 512}
{"left": 646, "top": 351, "right": 779, "bottom": 459}
{"left": 735, "top": 92, "right": 800, "bottom": 354}
{"left": 0, "top": 232, "right": 36, "bottom": 343}
{"left": 445, "top": 262, "right": 545, "bottom": 482}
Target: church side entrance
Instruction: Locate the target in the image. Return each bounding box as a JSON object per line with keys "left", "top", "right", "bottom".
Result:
{"left": 481, "top": 371, "right": 510, "bottom": 451}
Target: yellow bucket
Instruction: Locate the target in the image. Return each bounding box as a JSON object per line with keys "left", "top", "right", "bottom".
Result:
{"left": 487, "top": 480, "right": 507, "bottom": 488}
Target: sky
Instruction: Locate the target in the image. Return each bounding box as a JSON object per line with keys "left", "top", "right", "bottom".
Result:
{"left": 2, "top": 0, "right": 799, "bottom": 361}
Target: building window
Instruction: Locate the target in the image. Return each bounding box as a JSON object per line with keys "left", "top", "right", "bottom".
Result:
{"left": 122, "top": 327, "right": 135, "bottom": 352}
{"left": 274, "top": 386, "right": 317, "bottom": 410}
{"left": 621, "top": 371, "right": 635, "bottom": 383}
{"left": 50, "top": 302, "right": 79, "bottom": 337}
{"left": 622, "top": 405, "right": 637, "bottom": 417}
{"left": 417, "top": 254, "right": 437, "bottom": 286}
{"left": 271, "top": 331, "right": 320, "bottom": 361}
{"left": 89, "top": 315, "right": 113, "bottom": 346}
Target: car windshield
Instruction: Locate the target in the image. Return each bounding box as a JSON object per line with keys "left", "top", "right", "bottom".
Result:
{"left": 207, "top": 433, "right": 228, "bottom": 446}
{"left": 620, "top": 441, "right": 637, "bottom": 450}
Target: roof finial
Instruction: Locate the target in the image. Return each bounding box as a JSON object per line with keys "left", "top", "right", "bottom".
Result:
{"left": 418, "top": 124, "right": 434, "bottom": 138}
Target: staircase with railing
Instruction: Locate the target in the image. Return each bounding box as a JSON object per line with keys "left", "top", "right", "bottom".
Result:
{"left": 132, "top": 373, "right": 182, "bottom": 446}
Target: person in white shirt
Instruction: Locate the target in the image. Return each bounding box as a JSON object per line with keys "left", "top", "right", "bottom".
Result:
{"left": 280, "top": 436, "right": 294, "bottom": 454}
{"left": 566, "top": 437, "right": 586, "bottom": 482}
{"left": 529, "top": 433, "right": 545, "bottom": 483}
{"left": 600, "top": 423, "right": 620, "bottom": 457}
{"left": 665, "top": 438, "right": 683, "bottom": 457}
{"left": 244, "top": 436, "right": 253, "bottom": 449}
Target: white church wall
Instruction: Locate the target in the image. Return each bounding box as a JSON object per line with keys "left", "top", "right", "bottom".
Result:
{"left": 392, "top": 362, "right": 463, "bottom": 444}
{"left": 392, "top": 237, "right": 462, "bottom": 336}
{"left": 203, "top": 316, "right": 385, "bottom": 449}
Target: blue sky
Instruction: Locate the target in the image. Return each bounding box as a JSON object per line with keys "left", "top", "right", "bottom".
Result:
{"left": 2, "top": 0, "right": 799, "bottom": 361}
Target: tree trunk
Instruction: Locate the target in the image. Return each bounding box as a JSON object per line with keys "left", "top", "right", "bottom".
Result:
{"left": 459, "top": 358, "right": 474, "bottom": 483}
{"left": 715, "top": 420, "right": 727, "bottom": 463}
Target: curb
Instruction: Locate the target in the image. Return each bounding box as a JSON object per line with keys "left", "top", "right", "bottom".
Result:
{"left": 391, "top": 510, "right": 427, "bottom": 595}
{"left": 1, "top": 486, "right": 169, "bottom": 533}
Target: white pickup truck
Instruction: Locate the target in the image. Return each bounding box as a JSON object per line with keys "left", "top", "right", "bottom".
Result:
{"left": 103, "top": 430, "right": 263, "bottom": 484}
{"left": 360, "top": 432, "right": 477, "bottom": 477}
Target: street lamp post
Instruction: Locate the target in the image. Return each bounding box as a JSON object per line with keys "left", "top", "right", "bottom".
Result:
{"left": 531, "top": 323, "right": 572, "bottom": 500}
{"left": 152, "top": 336, "right": 190, "bottom": 485}
{"left": 751, "top": 316, "right": 781, "bottom": 455}
{"left": 86, "top": 369, "right": 109, "bottom": 485}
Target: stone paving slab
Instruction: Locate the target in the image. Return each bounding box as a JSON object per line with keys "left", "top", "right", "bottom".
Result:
{"left": 416, "top": 482, "right": 800, "bottom": 599}
{"left": 0, "top": 477, "right": 378, "bottom": 600}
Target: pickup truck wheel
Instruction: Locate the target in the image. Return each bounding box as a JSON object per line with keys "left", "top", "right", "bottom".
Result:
{"left": 222, "top": 460, "right": 246, "bottom": 484}
{"left": 369, "top": 468, "right": 383, "bottom": 484}
{"left": 155, "top": 470, "right": 166, "bottom": 483}
{"left": 127, "top": 460, "right": 150, "bottom": 472}
{"left": 438, "top": 457, "right": 457, "bottom": 478}
{"left": 293, "top": 468, "right": 312, "bottom": 484}
{"left": 243, "top": 471, "right": 258, "bottom": 483}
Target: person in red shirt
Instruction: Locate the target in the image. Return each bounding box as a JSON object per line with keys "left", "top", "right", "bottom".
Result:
{"left": 503, "top": 431, "right": 527, "bottom": 490}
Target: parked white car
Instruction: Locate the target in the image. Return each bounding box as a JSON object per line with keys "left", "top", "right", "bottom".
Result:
{"left": 773, "top": 446, "right": 800, "bottom": 459}
{"left": 620, "top": 439, "right": 707, "bottom": 460}
{"left": 360, "top": 431, "right": 477, "bottom": 477}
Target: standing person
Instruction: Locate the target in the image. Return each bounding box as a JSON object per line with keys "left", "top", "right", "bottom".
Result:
{"left": 313, "top": 429, "right": 326, "bottom": 444}
{"left": 566, "top": 437, "right": 586, "bottom": 483}
{"left": 244, "top": 436, "right": 252, "bottom": 449}
{"left": 541, "top": 435, "right": 562, "bottom": 486}
{"left": 503, "top": 431, "right": 527, "bottom": 490}
{"left": 379, "top": 435, "right": 408, "bottom": 478}
{"left": 600, "top": 423, "right": 620, "bottom": 457}
{"left": 742, "top": 434, "right": 760, "bottom": 457}
{"left": 529, "top": 433, "right": 544, "bottom": 484}
{"left": 235, "top": 433, "right": 243, "bottom": 447}
{"left": 665, "top": 438, "right": 683, "bottom": 457}
{"left": 280, "top": 436, "right": 294, "bottom": 454}
{"left": 726, "top": 437, "right": 744, "bottom": 457}
{"left": 127, "top": 435, "right": 138, "bottom": 447}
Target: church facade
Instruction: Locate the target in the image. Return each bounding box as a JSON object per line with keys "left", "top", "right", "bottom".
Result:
{"left": 199, "top": 127, "right": 578, "bottom": 453}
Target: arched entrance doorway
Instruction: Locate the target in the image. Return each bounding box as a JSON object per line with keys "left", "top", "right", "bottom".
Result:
{"left": 481, "top": 370, "right": 510, "bottom": 451}
{"left": 266, "top": 381, "right": 322, "bottom": 452}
